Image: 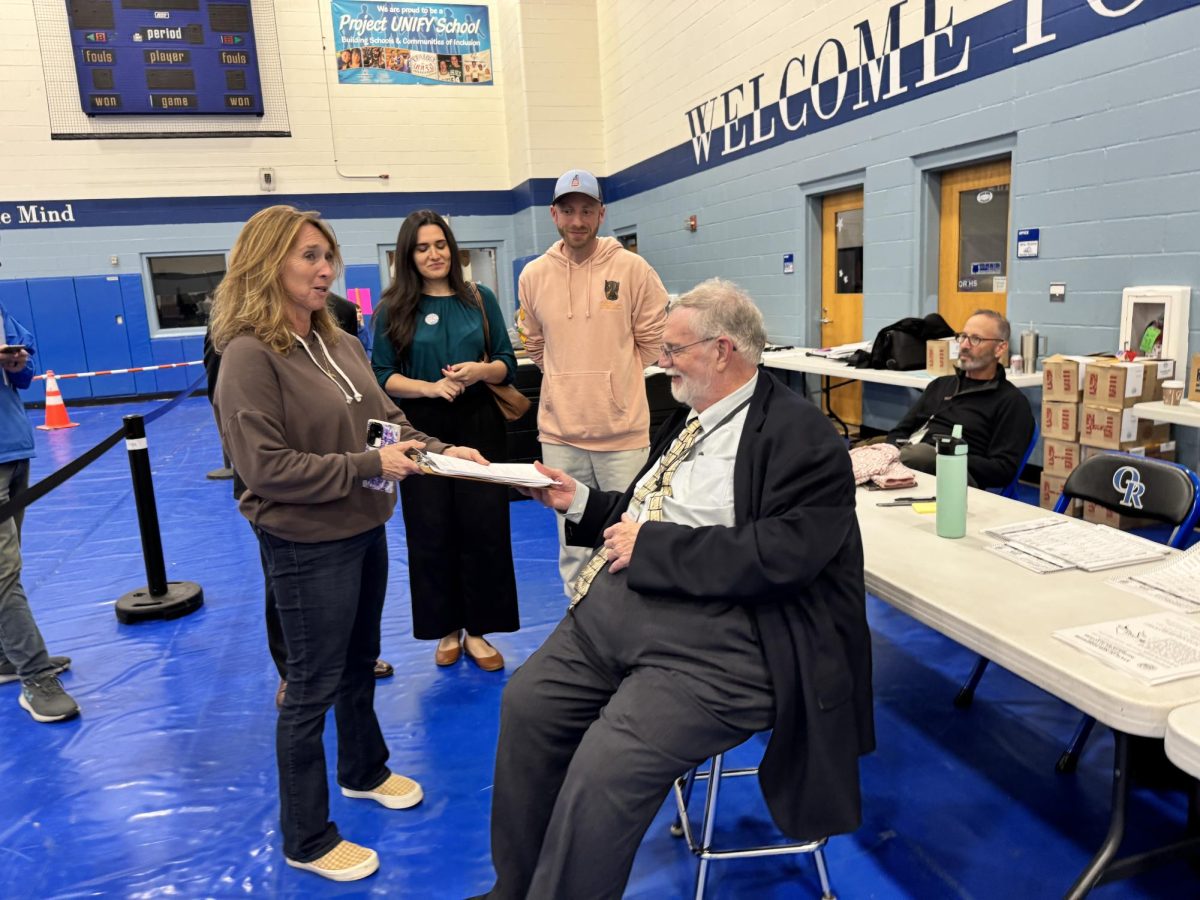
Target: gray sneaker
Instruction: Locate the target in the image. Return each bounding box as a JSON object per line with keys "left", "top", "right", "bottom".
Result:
{"left": 19, "top": 675, "right": 80, "bottom": 722}
{"left": 0, "top": 655, "right": 71, "bottom": 686}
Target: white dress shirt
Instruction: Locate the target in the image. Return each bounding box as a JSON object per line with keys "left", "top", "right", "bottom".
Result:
{"left": 565, "top": 373, "right": 757, "bottom": 529}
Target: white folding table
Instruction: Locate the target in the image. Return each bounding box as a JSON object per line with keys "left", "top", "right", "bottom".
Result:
{"left": 859, "top": 472, "right": 1200, "bottom": 896}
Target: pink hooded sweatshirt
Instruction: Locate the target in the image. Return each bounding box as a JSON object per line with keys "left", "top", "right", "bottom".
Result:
{"left": 518, "top": 236, "right": 668, "bottom": 451}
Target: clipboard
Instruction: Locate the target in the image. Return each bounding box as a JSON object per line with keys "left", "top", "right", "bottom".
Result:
{"left": 405, "top": 448, "right": 559, "bottom": 490}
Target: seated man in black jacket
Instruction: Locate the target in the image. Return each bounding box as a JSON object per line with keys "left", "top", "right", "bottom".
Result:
{"left": 886, "top": 309, "right": 1035, "bottom": 489}
{"left": 478, "top": 279, "right": 873, "bottom": 900}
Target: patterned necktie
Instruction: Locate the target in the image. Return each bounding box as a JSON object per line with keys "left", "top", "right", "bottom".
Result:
{"left": 568, "top": 418, "right": 703, "bottom": 608}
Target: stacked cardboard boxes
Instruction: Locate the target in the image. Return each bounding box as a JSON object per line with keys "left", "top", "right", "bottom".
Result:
{"left": 1075, "top": 356, "right": 1176, "bottom": 529}
{"left": 1040, "top": 355, "right": 1088, "bottom": 514}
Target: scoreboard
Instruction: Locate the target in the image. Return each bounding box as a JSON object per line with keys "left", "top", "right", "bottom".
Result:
{"left": 66, "top": 0, "right": 264, "bottom": 116}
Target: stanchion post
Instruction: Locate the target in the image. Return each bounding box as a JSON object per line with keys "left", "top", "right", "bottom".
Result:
{"left": 115, "top": 414, "right": 204, "bottom": 623}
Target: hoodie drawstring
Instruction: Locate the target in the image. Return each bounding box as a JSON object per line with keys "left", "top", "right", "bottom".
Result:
{"left": 292, "top": 330, "right": 363, "bottom": 405}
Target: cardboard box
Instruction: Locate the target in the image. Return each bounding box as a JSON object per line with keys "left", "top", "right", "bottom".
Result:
{"left": 1043, "top": 439, "right": 1081, "bottom": 478}
{"left": 1041, "top": 401, "right": 1081, "bottom": 442}
{"left": 1080, "top": 405, "right": 1170, "bottom": 450}
{"left": 1147, "top": 358, "right": 1175, "bottom": 402}
{"left": 1189, "top": 353, "right": 1200, "bottom": 400}
{"left": 1042, "top": 355, "right": 1085, "bottom": 402}
{"left": 1040, "top": 473, "right": 1081, "bottom": 515}
{"left": 1081, "top": 440, "right": 1176, "bottom": 464}
{"left": 1082, "top": 357, "right": 1174, "bottom": 409}
{"left": 1082, "top": 501, "right": 1157, "bottom": 532}
{"left": 926, "top": 338, "right": 958, "bottom": 376}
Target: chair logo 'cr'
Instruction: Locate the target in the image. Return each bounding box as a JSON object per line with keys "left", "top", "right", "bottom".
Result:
{"left": 1112, "top": 466, "right": 1145, "bottom": 510}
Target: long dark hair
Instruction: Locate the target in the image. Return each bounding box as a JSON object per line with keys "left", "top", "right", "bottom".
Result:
{"left": 379, "top": 210, "right": 479, "bottom": 357}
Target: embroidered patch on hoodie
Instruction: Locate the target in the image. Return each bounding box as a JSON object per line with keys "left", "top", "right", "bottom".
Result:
{"left": 603, "top": 280, "right": 621, "bottom": 305}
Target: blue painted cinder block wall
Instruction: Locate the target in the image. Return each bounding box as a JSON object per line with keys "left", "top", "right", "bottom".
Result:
{"left": 0, "top": 2, "right": 1196, "bottom": 469}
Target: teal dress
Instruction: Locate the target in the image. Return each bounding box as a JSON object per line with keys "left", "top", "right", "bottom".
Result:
{"left": 371, "top": 284, "right": 515, "bottom": 386}
{"left": 371, "top": 284, "right": 520, "bottom": 640}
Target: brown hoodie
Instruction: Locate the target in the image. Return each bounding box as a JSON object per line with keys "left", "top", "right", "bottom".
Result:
{"left": 213, "top": 331, "right": 447, "bottom": 543}
{"left": 518, "top": 236, "right": 668, "bottom": 451}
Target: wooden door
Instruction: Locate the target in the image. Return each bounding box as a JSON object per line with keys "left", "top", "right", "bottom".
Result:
{"left": 821, "top": 189, "right": 864, "bottom": 426}
{"left": 938, "top": 159, "right": 1011, "bottom": 330}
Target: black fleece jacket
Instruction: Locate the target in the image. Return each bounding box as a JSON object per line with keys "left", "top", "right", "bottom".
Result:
{"left": 886, "top": 368, "right": 1035, "bottom": 489}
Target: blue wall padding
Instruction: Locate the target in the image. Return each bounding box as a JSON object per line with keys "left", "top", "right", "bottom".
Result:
{"left": 75, "top": 276, "right": 137, "bottom": 398}
{"left": 26, "top": 278, "right": 92, "bottom": 401}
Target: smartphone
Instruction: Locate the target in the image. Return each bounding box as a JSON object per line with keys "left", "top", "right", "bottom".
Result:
{"left": 0, "top": 345, "right": 31, "bottom": 355}
{"left": 363, "top": 418, "right": 402, "bottom": 493}
{"left": 366, "top": 418, "right": 401, "bottom": 449}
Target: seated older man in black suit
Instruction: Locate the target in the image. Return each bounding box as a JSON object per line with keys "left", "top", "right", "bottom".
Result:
{"left": 479, "top": 278, "right": 874, "bottom": 900}
{"left": 887, "top": 309, "right": 1035, "bottom": 489}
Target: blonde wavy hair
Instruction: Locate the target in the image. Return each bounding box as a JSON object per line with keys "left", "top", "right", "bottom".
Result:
{"left": 210, "top": 205, "right": 343, "bottom": 354}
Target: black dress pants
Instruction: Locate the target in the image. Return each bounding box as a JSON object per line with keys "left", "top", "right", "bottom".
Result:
{"left": 485, "top": 567, "right": 775, "bottom": 900}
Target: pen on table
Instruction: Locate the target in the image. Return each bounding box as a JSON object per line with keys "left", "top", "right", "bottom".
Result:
{"left": 875, "top": 496, "right": 937, "bottom": 507}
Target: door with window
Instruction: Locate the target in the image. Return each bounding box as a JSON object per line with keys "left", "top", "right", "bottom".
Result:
{"left": 821, "top": 189, "right": 864, "bottom": 426}
{"left": 938, "top": 160, "right": 1011, "bottom": 330}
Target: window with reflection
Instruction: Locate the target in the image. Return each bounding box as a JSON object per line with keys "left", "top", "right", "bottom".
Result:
{"left": 835, "top": 208, "right": 863, "bottom": 293}
{"left": 147, "top": 253, "right": 226, "bottom": 330}
{"left": 956, "top": 185, "right": 1009, "bottom": 292}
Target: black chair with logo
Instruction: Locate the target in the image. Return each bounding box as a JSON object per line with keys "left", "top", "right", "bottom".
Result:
{"left": 954, "top": 452, "right": 1200, "bottom": 773}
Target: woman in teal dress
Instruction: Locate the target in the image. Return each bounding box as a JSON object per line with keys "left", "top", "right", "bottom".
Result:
{"left": 372, "top": 210, "right": 519, "bottom": 670}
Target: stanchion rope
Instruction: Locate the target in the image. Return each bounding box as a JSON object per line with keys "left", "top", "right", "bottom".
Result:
{"left": 0, "top": 369, "right": 208, "bottom": 526}
{"left": 31, "top": 360, "right": 203, "bottom": 381}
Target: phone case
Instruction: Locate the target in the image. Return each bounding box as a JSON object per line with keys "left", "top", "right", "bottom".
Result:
{"left": 363, "top": 418, "right": 402, "bottom": 493}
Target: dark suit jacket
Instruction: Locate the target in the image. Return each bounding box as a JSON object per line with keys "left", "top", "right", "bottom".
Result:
{"left": 566, "top": 369, "right": 874, "bottom": 840}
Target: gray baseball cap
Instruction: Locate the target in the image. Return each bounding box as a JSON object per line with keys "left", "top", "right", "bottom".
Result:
{"left": 552, "top": 169, "right": 602, "bottom": 204}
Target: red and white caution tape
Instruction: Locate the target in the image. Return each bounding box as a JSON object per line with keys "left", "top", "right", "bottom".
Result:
{"left": 32, "top": 360, "right": 203, "bottom": 381}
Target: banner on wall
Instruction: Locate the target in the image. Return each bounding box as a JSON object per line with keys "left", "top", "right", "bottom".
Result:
{"left": 331, "top": 2, "right": 492, "bottom": 85}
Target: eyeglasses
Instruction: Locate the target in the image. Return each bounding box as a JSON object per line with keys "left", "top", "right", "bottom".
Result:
{"left": 955, "top": 332, "right": 1005, "bottom": 347}
{"left": 659, "top": 336, "right": 718, "bottom": 362}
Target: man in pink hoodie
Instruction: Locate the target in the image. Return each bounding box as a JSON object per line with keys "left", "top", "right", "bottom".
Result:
{"left": 518, "top": 169, "right": 669, "bottom": 595}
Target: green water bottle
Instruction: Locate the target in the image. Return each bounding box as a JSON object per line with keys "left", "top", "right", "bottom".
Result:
{"left": 935, "top": 424, "right": 968, "bottom": 539}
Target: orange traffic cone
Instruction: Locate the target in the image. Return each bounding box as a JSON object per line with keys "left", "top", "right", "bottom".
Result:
{"left": 37, "top": 371, "right": 79, "bottom": 430}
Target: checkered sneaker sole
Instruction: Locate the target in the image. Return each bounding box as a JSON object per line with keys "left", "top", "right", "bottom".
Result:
{"left": 341, "top": 773, "right": 424, "bottom": 809}
{"left": 286, "top": 840, "right": 379, "bottom": 882}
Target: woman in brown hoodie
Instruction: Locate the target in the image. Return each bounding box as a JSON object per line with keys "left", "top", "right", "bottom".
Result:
{"left": 211, "top": 205, "right": 486, "bottom": 882}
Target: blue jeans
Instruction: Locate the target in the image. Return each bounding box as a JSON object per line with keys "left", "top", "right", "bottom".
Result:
{"left": 0, "top": 459, "right": 53, "bottom": 682}
{"left": 256, "top": 524, "right": 392, "bottom": 862}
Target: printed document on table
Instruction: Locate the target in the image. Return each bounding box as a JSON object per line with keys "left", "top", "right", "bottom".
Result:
{"left": 807, "top": 341, "right": 870, "bottom": 360}
{"left": 984, "top": 542, "right": 1073, "bottom": 573}
{"left": 420, "top": 452, "right": 556, "bottom": 488}
{"left": 1054, "top": 612, "right": 1200, "bottom": 685}
{"left": 985, "top": 518, "right": 1167, "bottom": 572}
{"left": 1108, "top": 544, "right": 1200, "bottom": 611}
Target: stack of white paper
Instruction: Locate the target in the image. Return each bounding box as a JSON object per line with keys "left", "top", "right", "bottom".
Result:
{"left": 422, "top": 452, "right": 556, "bottom": 489}
{"left": 1055, "top": 612, "right": 1200, "bottom": 685}
{"left": 1108, "top": 544, "right": 1200, "bottom": 612}
{"left": 808, "top": 341, "right": 871, "bottom": 360}
{"left": 982, "top": 517, "right": 1169, "bottom": 573}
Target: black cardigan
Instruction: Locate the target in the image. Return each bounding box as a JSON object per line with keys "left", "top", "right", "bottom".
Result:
{"left": 566, "top": 370, "right": 874, "bottom": 840}
{"left": 886, "top": 368, "right": 1035, "bottom": 489}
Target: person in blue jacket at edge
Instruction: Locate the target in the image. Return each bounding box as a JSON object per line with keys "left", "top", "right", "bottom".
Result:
{"left": 0, "top": 303, "right": 79, "bottom": 722}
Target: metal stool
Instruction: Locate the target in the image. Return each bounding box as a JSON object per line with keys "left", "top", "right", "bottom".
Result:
{"left": 671, "top": 752, "right": 836, "bottom": 899}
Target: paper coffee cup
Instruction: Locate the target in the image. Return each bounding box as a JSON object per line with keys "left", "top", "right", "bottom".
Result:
{"left": 1163, "top": 379, "right": 1185, "bottom": 406}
